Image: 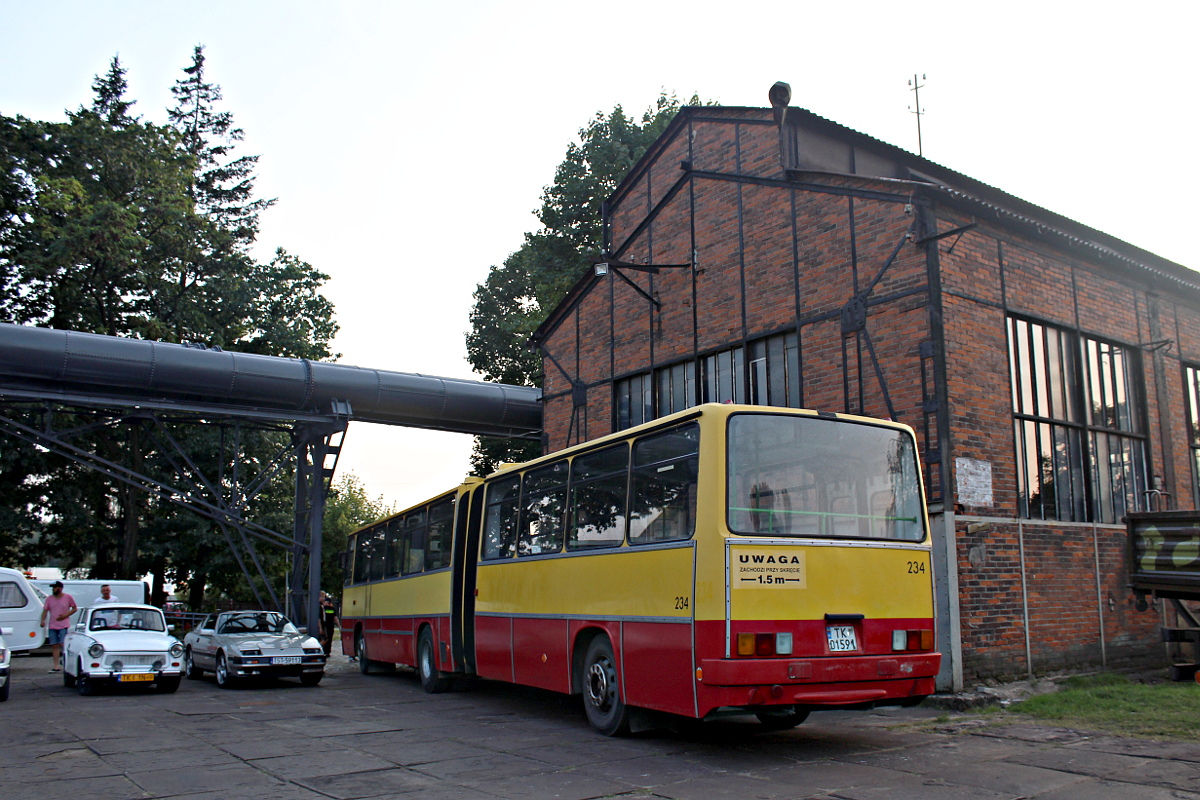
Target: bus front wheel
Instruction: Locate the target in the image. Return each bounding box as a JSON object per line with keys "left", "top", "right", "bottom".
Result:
{"left": 417, "top": 628, "right": 450, "bottom": 694}
{"left": 582, "top": 637, "right": 630, "bottom": 736}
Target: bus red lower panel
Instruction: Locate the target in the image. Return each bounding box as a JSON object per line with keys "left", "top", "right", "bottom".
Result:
{"left": 621, "top": 621, "right": 694, "bottom": 715}
{"left": 696, "top": 676, "right": 936, "bottom": 716}
{"left": 474, "top": 615, "right": 513, "bottom": 681}
{"left": 512, "top": 618, "right": 570, "bottom": 693}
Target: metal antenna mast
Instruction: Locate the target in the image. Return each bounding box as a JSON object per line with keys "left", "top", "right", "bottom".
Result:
{"left": 908, "top": 73, "right": 926, "bottom": 157}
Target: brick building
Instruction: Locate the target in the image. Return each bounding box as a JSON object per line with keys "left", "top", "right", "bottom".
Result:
{"left": 529, "top": 87, "right": 1200, "bottom": 690}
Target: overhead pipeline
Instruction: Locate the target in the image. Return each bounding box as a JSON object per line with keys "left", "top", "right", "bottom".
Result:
{"left": 0, "top": 323, "right": 542, "bottom": 439}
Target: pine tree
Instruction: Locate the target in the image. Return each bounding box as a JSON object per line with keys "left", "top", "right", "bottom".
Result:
{"left": 168, "top": 44, "right": 273, "bottom": 247}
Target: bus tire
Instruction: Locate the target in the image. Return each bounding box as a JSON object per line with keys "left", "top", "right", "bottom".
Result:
{"left": 582, "top": 636, "right": 630, "bottom": 736}
{"left": 357, "top": 630, "right": 374, "bottom": 674}
{"left": 417, "top": 628, "right": 450, "bottom": 694}
{"left": 754, "top": 707, "right": 809, "bottom": 731}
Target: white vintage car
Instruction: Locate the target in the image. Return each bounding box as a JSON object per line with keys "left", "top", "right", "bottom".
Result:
{"left": 63, "top": 604, "right": 184, "bottom": 695}
{"left": 0, "top": 626, "right": 12, "bottom": 702}
{"left": 183, "top": 610, "right": 325, "bottom": 687}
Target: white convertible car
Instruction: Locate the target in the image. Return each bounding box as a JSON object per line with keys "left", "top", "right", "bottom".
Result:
{"left": 183, "top": 610, "right": 326, "bottom": 688}
{"left": 63, "top": 604, "right": 184, "bottom": 695}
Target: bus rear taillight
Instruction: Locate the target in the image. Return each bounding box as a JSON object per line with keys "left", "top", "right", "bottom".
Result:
{"left": 892, "top": 629, "right": 934, "bottom": 651}
{"left": 737, "top": 632, "right": 794, "bottom": 656}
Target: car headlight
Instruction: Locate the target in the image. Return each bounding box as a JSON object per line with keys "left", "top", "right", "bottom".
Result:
{"left": 88, "top": 642, "right": 104, "bottom": 658}
{"left": 169, "top": 643, "right": 184, "bottom": 658}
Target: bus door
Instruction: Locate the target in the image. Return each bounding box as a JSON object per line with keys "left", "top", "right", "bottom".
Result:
{"left": 450, "top": 484, "right": 485, "bottom": 674}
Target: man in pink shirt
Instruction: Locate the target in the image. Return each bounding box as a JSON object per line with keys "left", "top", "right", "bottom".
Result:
{"left": 40, "top": 581, "right": 77, "bottom": 672}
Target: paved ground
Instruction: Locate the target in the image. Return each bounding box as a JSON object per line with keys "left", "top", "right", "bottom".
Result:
{"left": 3, "top": 645, "right": 1199, "bottom": 800}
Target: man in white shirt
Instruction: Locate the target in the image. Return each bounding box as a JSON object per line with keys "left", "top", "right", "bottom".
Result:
{"left": 92, "top": 584, "right": 119, "bottom": 605}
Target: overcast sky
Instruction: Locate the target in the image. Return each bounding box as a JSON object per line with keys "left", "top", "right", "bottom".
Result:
{"left": 2, "top": 1, "right": 1196, "bottom": 512}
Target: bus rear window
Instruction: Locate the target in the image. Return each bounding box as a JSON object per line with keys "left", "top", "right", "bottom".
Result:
{"left": 727, "top": 414, "right": 925, "bottom": 542}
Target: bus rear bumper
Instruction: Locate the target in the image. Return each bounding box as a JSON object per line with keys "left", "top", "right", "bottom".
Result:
{"left": 698, "top": 652, "right": 940, "bottom": 686}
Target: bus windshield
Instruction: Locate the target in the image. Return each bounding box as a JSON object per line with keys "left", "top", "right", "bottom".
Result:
{"left": 727, "top": 413, "right": 926, "bottom": 541}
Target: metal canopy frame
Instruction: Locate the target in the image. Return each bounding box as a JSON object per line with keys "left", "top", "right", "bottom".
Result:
{"left": 0, "top": 394, "right": 346, "bottom": 631}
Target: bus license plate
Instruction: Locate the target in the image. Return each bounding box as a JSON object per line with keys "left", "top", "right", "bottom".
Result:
{"left": 827, "top": 626, "right": 857, "bottom": 652}
{"left": 272, "top": 656, "right": 301, "bottom": 665}
{"left": 119, "top": 673, "right": 154, "bottom": 682}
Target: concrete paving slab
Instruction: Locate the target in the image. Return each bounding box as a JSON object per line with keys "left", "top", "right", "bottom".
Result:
{"left": 1030, "top": 778, "right": 1200, "bottom": 800}
{"left": 292, "top": 766, "right": 450, "bottom": 798}
{"left": 1003, "top": 745, "right": 1154, "bottom": 777}
{"left": 127, "top": 761, "right": 286, "bottom": 795}
{"left": 1071, "top": 736, "right": 1200, "bottom": 763}
{"left": 251, "top": 748, "right": 399, "bottom": 780}
{"left": 99, "top": 744, "right": 244, "bottom": 772}
{"left": 462, "top": 768, "right": 640, "bottom": 800}
{"left": 6, "top": 773, "right": 152, "bottom": 800}
{"left": 822, "top": 772, "right": 1022, "bottom": 800}
{"left": 574, "top": 753, "right": 730, "bottom": 788}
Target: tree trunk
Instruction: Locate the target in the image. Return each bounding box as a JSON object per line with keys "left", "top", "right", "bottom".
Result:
{"left": 119, "top": 424, "right": 143, "bottom": 580}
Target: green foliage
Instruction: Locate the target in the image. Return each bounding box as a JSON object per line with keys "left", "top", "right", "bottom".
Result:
{"left": 1009, "top": 673, "right": 1200, "bottom": 741}
{"left": 322, "top": 473, "right": 393, "bottom": 594}
{"left": 0, "top": 50, "right": 338, "bottom": 605}
{"left": 466, "top": 92, "right": 707, "bottom": 474}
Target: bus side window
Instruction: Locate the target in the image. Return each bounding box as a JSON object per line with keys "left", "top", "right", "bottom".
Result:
{"left": 425, "top": 497, "right": 454, "bottom": 570}
{"left": 384, "top": 519, "right": 404, "bottom": 578}
{"left": 569, "top": 444, "right": 629, "bottom": 550}
{"left": 344, "top": 537, "right": 355, "bottom": 586}
{"left": 352, "top": 529, "right": 371, "bottom": 584}
{"left": 519, "top": 460, "right": 568, "bottom": 556}
{"left": 368, "top": 525, "right": 387, "bottom": 582}
{"left": 629, "top": 423, "right": 699, "bottom": 544}
{"left": 404, "top": 510, "right": 426, "bottom": 575}
{"left": 482, "top": 475, "right": 521, "bottom": 560}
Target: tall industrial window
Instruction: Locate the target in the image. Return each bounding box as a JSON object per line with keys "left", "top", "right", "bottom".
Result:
{"left": 656, "top": 361, "right": 696, "bottom": 416}
{"left": 615, "top": 373, "right": 653, "bottom": 430}
{"left": 702, "top": 347, "right": 745, "bottom": 404}
{"left": 1184, "top": 365, "right": 1200, "bottom": 505}
{"left": 1008, "top": 317, "right": 1146, "bottom": 523}
{"left": 748, "top": 331, "right": 801, "bottom": 408}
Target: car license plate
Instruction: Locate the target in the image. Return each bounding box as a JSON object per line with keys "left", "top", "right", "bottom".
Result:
{"left": 826, "top": 625, "right": 857, "bottom": 652}
{"left": 272, "top": 656, "right": 301, "bottom": 665}
{"left": 119, "top": 673, "right": 154, "bottom": 682}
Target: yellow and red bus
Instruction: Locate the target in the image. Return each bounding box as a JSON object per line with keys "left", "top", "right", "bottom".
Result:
{"left": 342, "top": 403, "right": 939, "bottom": 734}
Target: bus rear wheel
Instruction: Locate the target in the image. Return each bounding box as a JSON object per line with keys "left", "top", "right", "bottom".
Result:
{"left": 754, "top": 707, "right": 809, "bottom": 731}
{"left": 582, "top": 637, "right": 630, "bottom": 736}
{"left": 417, "top": 628, "right": 450, "bottom": 694}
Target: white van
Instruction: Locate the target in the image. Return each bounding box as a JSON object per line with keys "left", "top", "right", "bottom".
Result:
{"left": 30, "top": 579, "right": 149, "bottom": 607}
{"left": 0, "top": 568, "right": 47, "bottom": 651}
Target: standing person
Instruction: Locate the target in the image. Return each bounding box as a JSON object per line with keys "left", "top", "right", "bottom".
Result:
{"left": 91, "top": 584, "right": 119, "bottom": 605}
{"left": 319, "top": 592, "right": 339, "bottom": 656}
{"left": 39, "top": 581, "right": 77, "bottom": 672}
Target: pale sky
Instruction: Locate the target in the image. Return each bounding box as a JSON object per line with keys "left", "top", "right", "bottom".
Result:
{"left": 2, "top": 1, "right": 1197, "bottom": 512}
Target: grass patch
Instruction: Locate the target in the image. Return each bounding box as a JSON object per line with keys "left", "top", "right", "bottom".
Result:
{"left": 1007, "top": 673, "right": 1200, "bottom": 741}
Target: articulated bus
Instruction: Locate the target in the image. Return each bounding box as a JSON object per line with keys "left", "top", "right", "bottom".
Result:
{"left": 341, "top": 403, "right": 940, "bottom": 734}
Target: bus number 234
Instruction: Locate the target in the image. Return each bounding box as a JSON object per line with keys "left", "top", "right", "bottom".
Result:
{"left": 907, "top": 561, "right": 926, "bottom": 574}
{"left": 675, "top": 596, "right": 690, "bottom": 610}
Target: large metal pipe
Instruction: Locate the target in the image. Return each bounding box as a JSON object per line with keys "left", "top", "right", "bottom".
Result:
{"left": 0, "top": 323, "right": 542, "bottom": 439}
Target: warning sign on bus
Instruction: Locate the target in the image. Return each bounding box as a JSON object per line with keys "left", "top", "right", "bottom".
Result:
{"left": 731, "top": 547, "right": 807, "bottom": 589}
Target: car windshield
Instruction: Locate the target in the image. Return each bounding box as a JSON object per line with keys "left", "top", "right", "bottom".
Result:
{"left": 89, "top": 607, "right": 166, "bottom": 632}
{"left": 217, "top": 612, "right": 297, "bottom": 635}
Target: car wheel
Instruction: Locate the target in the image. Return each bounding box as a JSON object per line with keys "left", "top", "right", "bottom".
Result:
{"left": 582, "top": 636, "right": 630, "bottom": 736}
{"left": 418, "top": 628, "right": 450, "bottom": 694}
{"left": 184, "top": 648, "right": 203, "bottom": 680}
{"left": 754, "top": 707, "right": 809, "bottom": 731}
{"left": 299, "top": 672, "right": 323, "bottom": 687}
{"left": 0, "top": 676, "right": 9, "bottom": 702}
{"left": 77, "top": 661, "right": 95, "bottom": 696}
{"left": 215, "top": 651, "right": 235, "bottom": 689}
{"left": 158, "top": 675, "right": 181, "bottom": 694}
{"left": 63, "top": 666, "right": 76, "bottom": 688}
